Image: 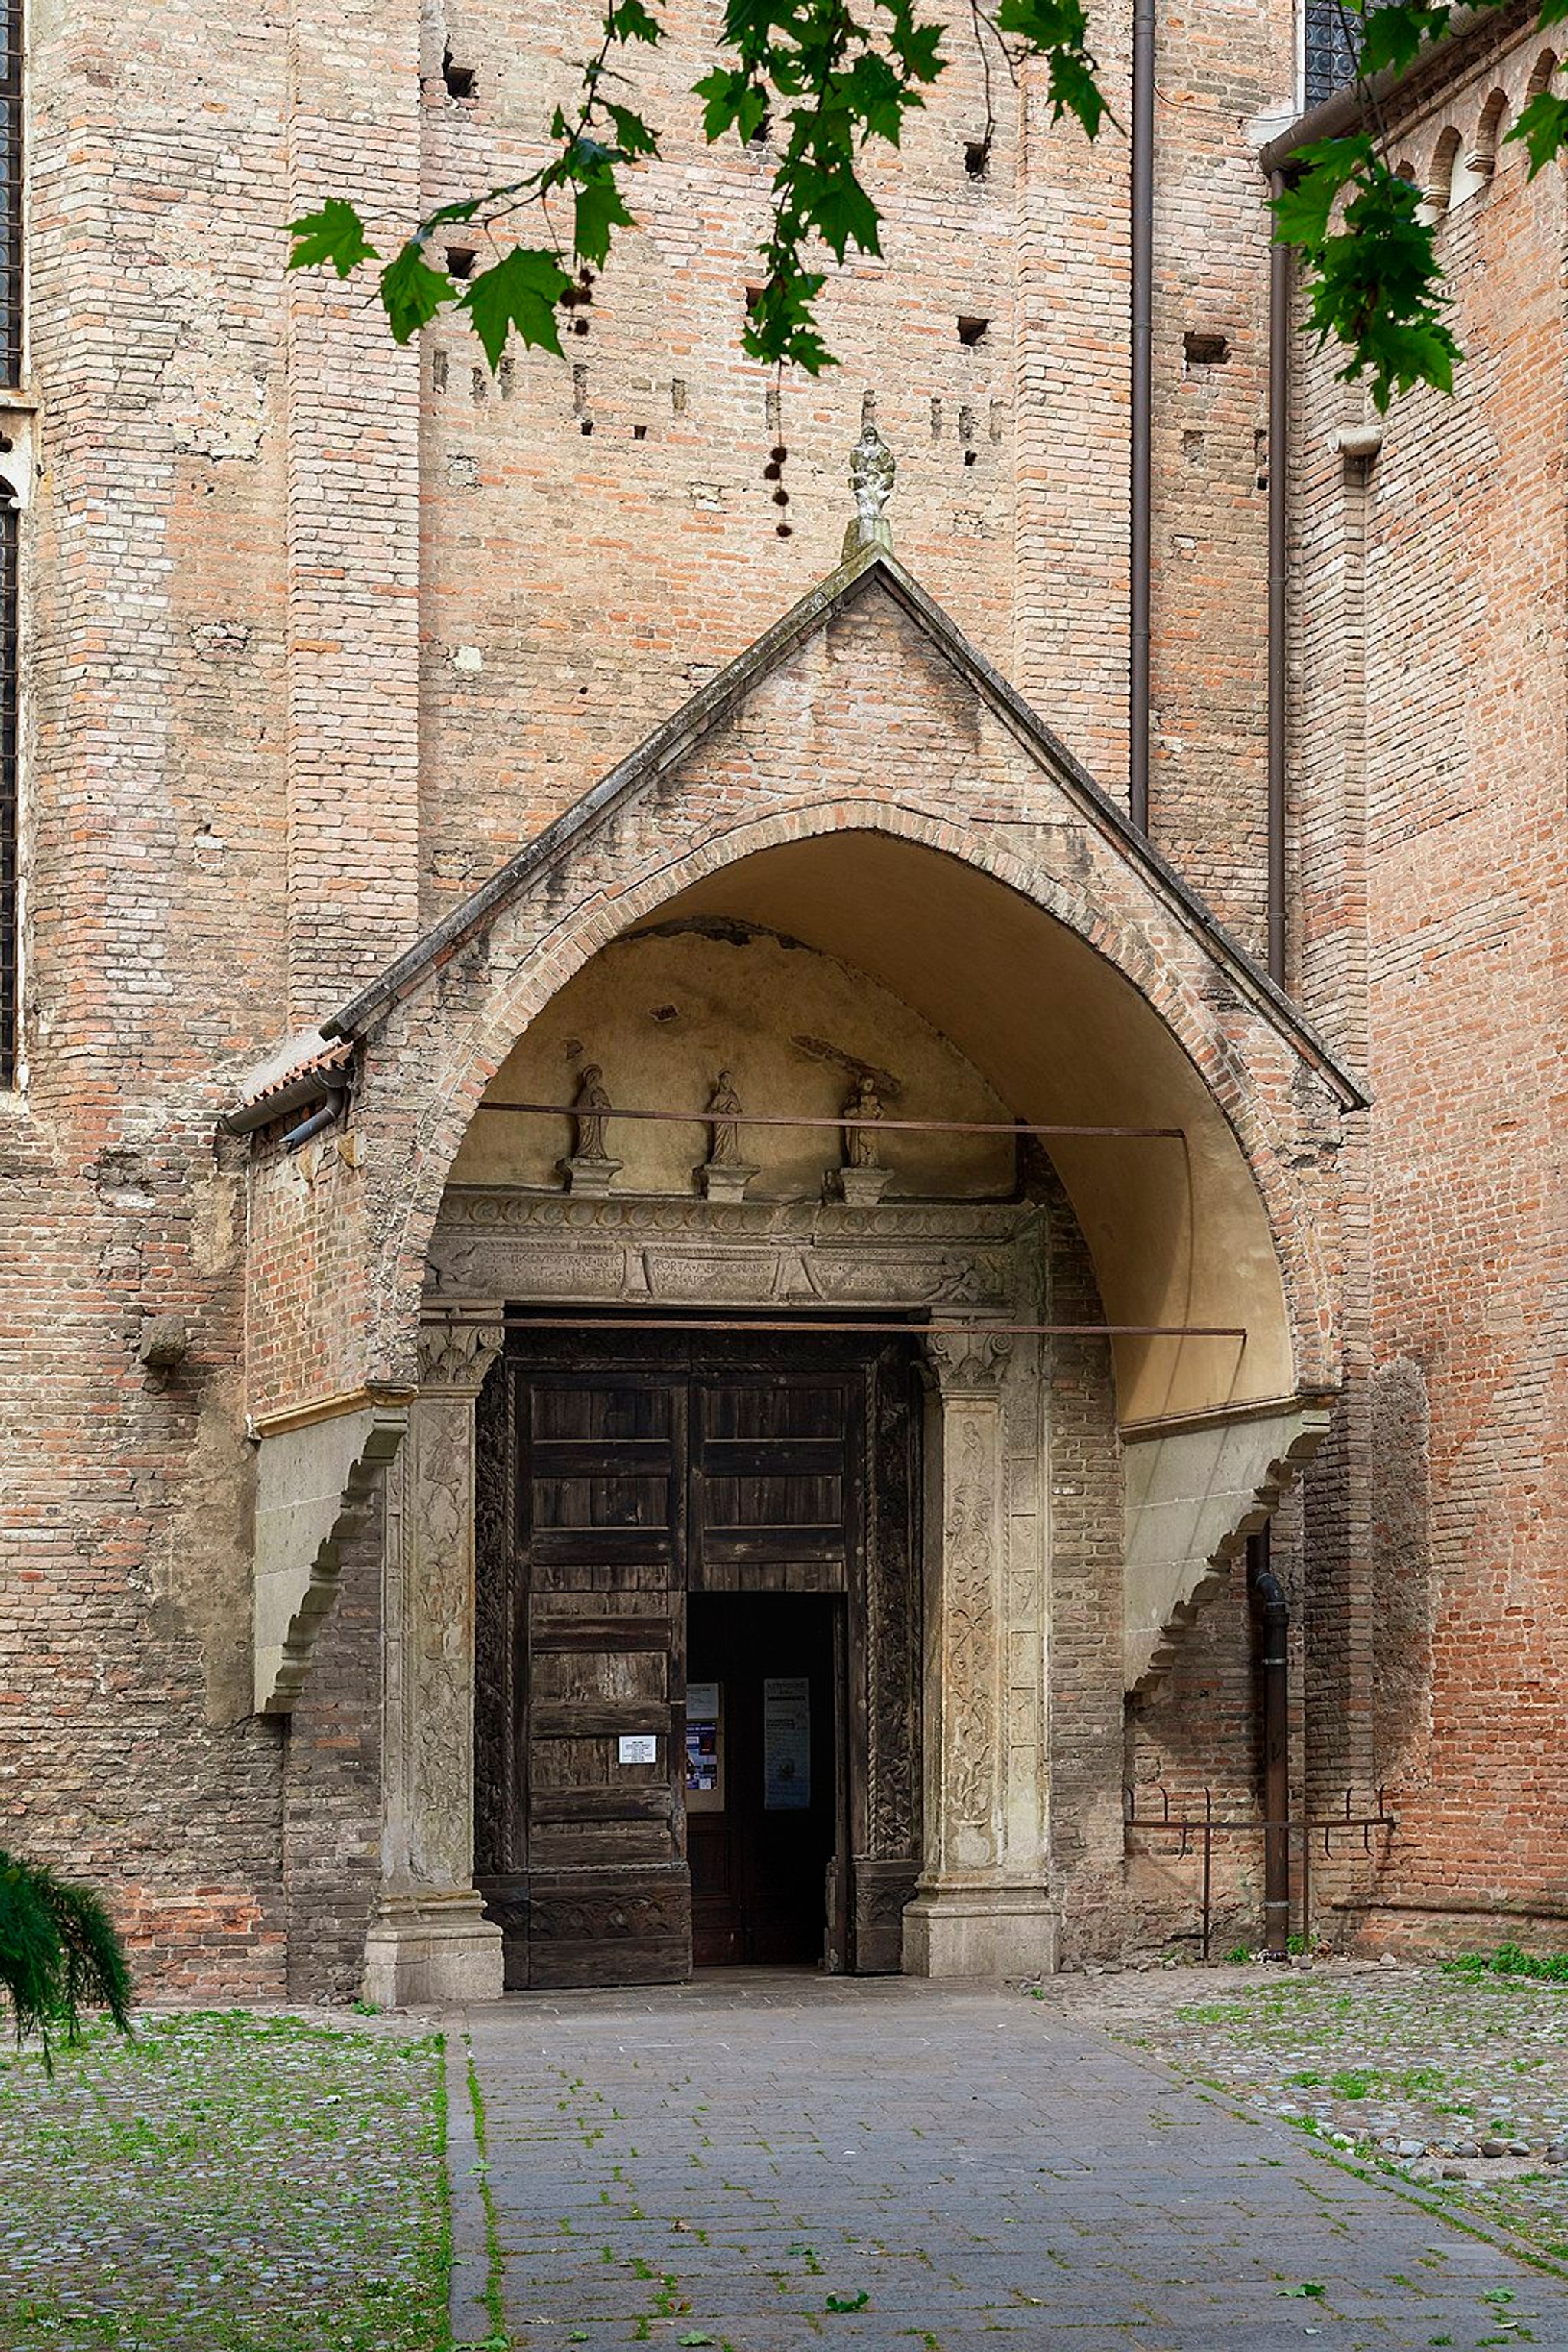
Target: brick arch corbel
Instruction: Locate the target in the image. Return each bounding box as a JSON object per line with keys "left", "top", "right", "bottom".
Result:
{"left": 364, "top": 796, "right": 1341, "bottom": 1428}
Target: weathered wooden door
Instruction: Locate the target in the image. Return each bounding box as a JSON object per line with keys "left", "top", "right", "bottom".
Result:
{"left": 484, "top": 1357, "right": 688, "bottom": 1989}
{"left": 475, "top": 1328, "right": 921, "bottom": 1991}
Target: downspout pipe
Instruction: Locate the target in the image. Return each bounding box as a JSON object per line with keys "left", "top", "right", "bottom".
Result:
{"left": 1248, "top": 1523, "right": 1291, "bottom": 1958}
{"left": 279, "top": 1088, "right": 346, "bottom": 1153}
{"left": 1129, "top": 0, "right": 1155, "bottom": 835}
{"left": 1266, "top": 172, "right": 1289, "bottom": 988}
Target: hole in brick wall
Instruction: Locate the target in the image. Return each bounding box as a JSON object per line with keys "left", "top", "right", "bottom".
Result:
{"left": 432, "top": 350, "right": 449, "bottom": 393}
{"left": 929, "top": 396, "right": 942, "bottom": 440}
{"left": 671, "top": 379, "right": 688, "bottom": 413}
{"left": 963, "top": 448, "right": 976, "bottom": 466}
{"left": 633, "top": 423, "right": 648, "bottom": 440}
{"left": 745, "top": 286, "right": 764, "bottom": 315}
{"left": 443, "top": 51, "right": 476, "bottom": 98}
{"left": 447, "top": 246, "right": 476, "bottom": 280}
{"left": 956, "top": 315, "right": 990, "bottom": 347}
{"left": 498, "top": 355, "right": 514, "bottom": 400}
{"left": 1253, "top": 427, "right": 1267, "bottom": 489}
{"left": 746, "top": 110, "right": 773, "bottom": 145}
{"left": 963, "top": 138, "right": 989, "bottom": 178}
{"left": 580, "top": 418, "right": 594, "bottom": 434}
{"left": 1182, "top": 330, "right": 1230, "bottom": 368}
{"left": 1182, "top": 429, "right": 1204, "bottom": 466}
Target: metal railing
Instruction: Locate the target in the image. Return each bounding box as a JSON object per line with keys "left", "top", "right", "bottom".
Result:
{"left": 1124, "top": 1782, "right": 1397, "bottom": 1959}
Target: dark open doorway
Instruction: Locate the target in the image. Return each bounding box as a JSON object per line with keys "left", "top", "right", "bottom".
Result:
{"left": 687, "top": 1592, "right": 843, "bottom": 1968}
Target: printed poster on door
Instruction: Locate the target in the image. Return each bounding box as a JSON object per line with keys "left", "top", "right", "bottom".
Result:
{"left": 763, "top": 1676, "right": 810, "bottom": 1811}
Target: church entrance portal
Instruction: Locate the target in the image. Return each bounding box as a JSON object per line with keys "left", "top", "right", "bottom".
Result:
{"left": 473, "top": 1324, "right": 923, "bottom": 1991}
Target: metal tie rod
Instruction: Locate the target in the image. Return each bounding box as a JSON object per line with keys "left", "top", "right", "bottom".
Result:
{"left": 421, "top": 1315, "right": 1246, "bottom": 1340}
{"left": 474, "top": 1099, "right": 1184, "bottom": 1139}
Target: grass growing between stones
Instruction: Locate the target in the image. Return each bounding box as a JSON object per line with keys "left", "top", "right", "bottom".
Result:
{"left": 0, "top": 2010, "right": 450, "bottom": 2351}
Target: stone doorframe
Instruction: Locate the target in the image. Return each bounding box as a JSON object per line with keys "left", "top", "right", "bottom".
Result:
{"left": 361, "top": 1189, "right": 1057, "bottom": 2004}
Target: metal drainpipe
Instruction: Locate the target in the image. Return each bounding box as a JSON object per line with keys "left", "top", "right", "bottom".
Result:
{"left": 1129, "top": 0, "right": 1155, "bottom": 835}
{"left": 1266, "top": 171, "right": 1290, "bottom": 986}
{"left": 1248, "top": 1522, "right": 1291, "bottom": 1958}
{"left": 280, "top": 1087, "right": 346, "bottom": 1152}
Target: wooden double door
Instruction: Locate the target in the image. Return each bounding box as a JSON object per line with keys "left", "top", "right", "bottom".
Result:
{"left": 474, "top": 1325, "right": 922, "bottom": 1990}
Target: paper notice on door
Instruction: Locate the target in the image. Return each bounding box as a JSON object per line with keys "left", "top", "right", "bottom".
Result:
{"left": 763, "top": 1676, "right": 811, "bottom": 1811}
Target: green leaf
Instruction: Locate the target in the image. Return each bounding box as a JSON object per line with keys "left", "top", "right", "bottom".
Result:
{"left": 1357, "top": 2, "right": 1451, "bottom": 79}
{"left": 285, "top": 199, "right": 377, "bottom": 278}
{"left": 1279, "top": 2283, "right": 1327, "bottom": 2299}
{"left": 678, "top": 2336, "right": 716, "bottom": 2346}
{"left": 461, "top": 246, "right": 573, "bottom": 366}
{"left": 609, "top": 0, "right": 663, "bottom": 41}
{"left": 573, "top": 164, "right": 637, "bottom": 266}
{"left": 694, "top": 65, "right": 766, "bottom": 141}
{"left": 379, "top": 243, "right": 452, "bottom": 342}
{"left": 1270, "top": 135, "right": 1372, "bottom": 253}
{"left": 825, "top": 2289, "right": 871, "bottom": 2312}
{"left": 807, "top": 167, "right": 883, "bottom": 260}
{"left": 1508, "top": 90, "right": 1568, "bottom": 175}
{"left": 606, "top": 101, "right": 661, "bottom": 157}
{"left": 1048, "top": 49, "right": 1107, "bottom": 136}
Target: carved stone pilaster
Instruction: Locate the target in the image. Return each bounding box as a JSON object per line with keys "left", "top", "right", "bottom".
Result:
{"left": 904, "top": 1322, "right": 1055, "bottom": 1978}
{"left": 926, "top": 1328, "right": 1013, "bottom": 1396}
{"left": 364, "top": 1312, "right": 506, "bottom": 2007}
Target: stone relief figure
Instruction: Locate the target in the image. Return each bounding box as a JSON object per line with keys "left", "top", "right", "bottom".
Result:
{"left": 843, "top": 418, "right": 897, "bottom": 560}
{"left": 697, "top": 1069, "right": 758, "bottom": 1202}
{"left": 830, "top": 1072, "right": 891, "bottom": 1204}
{"left": 572, "top": 1064, "right": 612, "bottom": 1160}
{"left": 560, "top": 1063, "right": 622, "bottom": 1195}
{"left": 705, "top": 1070, "right": 744, "bottom": 1166}
{"left": 845, "top": 1072, "right": 884, "bottom": 1168}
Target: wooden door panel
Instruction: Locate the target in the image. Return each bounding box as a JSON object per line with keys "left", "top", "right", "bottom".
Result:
{"left": 693, "top": 1374, "right": 857, "bottom": 1590}
{"left": 514, "top": 1371, "right": 688, "bottom": 1989}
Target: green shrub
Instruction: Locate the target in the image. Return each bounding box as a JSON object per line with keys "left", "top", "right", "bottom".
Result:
{"left": 0, "top": 1850, "right": 132, "bottom": 2066}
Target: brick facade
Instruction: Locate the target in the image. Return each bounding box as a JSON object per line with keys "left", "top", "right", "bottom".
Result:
{"left": 1, "top": 0, "right": 1560, "bottom": 1994}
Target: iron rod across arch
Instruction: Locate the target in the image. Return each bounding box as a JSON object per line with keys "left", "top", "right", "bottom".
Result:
{"left": 474, "top": 1099, "right": 1184, "bottom": 1140}
{"left": 420, "top": 1315, "right": 1246, "bottom": 1341}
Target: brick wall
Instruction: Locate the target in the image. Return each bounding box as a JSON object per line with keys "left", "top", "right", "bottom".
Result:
{"left": 1292, "top": 18, "right": 1568, "bottom": 1945}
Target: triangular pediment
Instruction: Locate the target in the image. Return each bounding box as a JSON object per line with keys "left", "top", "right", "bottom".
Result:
{"left": 252, "top": 545, "right": 1358, "bottom": 1112}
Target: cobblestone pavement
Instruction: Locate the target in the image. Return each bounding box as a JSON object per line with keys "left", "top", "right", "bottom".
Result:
{"left": 461, "top": 1972, "right": 1568, "bottom": 2352}
{"left": 1045, "top": 1958, "right": 1568, "bottom": 2262}
{"left": 0, "top": 2009, "right": 449, "bottom": 2352}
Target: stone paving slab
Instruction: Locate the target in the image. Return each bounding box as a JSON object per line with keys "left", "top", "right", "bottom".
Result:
{"left": 458, "top": 1973, "right": 1568, "bottom": 2351}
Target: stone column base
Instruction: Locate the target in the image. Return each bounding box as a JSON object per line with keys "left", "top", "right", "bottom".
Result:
{"left": 902, "top": 1881, "right": 1059, "bottom": 1979}
{"left": 363, "top": 1893, "right": 505, "bottom": 2007}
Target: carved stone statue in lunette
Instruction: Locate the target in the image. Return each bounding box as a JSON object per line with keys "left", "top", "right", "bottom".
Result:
{"left": 560, "top": 1063, "right": 622, "bottom": 1195}
{"left": 697, "top": 1069, "right": 758, "bottom": 1202}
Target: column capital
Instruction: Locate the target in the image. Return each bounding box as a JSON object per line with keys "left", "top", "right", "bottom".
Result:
{"left": 926, "top": 1328, "right": 1013, "bottom": 1396}
{"left": 416, "top": 1313, "right": 505, "bottom": 1396}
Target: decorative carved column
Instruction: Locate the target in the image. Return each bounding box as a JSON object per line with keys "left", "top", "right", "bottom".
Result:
{"left": 903, "top": 1329, "right": 1057, "bottom": 1978}
{"left": 363, "top": 1317, "right": 507, "bottom": 2006}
